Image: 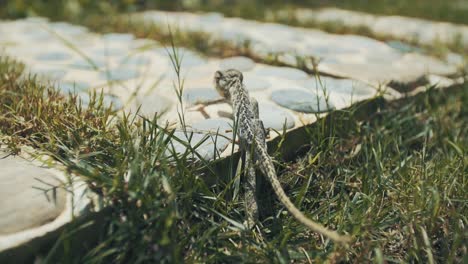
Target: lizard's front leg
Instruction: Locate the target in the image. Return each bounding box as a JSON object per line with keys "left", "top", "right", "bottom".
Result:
{"left": 244, "top": 146, "right": 258, "bottom": 229}
{"left": 243, "top": 98, "right": 263, "bottom": 228}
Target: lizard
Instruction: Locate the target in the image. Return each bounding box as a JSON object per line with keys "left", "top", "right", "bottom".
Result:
{"left": 213, "top": 69, "right": 350, "bottom": 244}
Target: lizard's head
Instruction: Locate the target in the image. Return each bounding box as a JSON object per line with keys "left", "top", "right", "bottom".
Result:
{"left": 214, "top": 69, "right": 243, "bottom": 99}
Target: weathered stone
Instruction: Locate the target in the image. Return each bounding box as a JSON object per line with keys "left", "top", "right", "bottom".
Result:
{"left": 386, "top": 40, "right": 424, "bottom": 54}
{"left": 168, "top": 118, "right": 233, "bottom": 160}
{"left": 100, "top": 68, "right": 141, "bottom": 81}
{"left": 49, "top": 22, "right": 88, "bottom": 36}
{"left": 254, "top": 66, "right": 309, "bottom": 80}
{"left": 293, "top": 8, "right": 468, "bottom": 48}
{"left": 257, "top": 101, "right": 295, "bottom": 130}
{"left": 30, "top": 67, "right": 68, "bottom": 81}
{"left": 70, "top": 58, "right": 107, "bottom": 70}
{"left": 92, "top": 47, "right": 127, "bottom": 57}
{"left": 36, "top": 52, "right": 73, "bottom": 61}
{"left": 58, "top": 81, "right": 89, "bottom": 94}
{"left": 243, "top": 75, "right": 271, "bottom": 91}
{"left": 102, "top": 33, "right": 134, "bottom": 43}
{"left": 130, "top": 93, "right": 174, "bottom": 117}
{"left": 184, "top": 88, "right": 222, "bottom": 105}
{"left": 191, "top": 117, "right": 233, "bottom": 138}
{"left": 178, "top": 49, "right": 206, "bottom": 68}
{"left": 139, "top": 10, "right": 460, "bottom": 84}
{"left": 300, "top": 76, "right": 376, "bottom": 97}
{"left": 0, "top": 154, "right": 67, "bottom": 235}
{"left": 271, "top": 89, "right": 335, "bottom": 113}
{"left": 120, "top": 55, "right": 152, "bottom": 66}
{"left": 220, "top": 56, "right": 255, "bottom": 71}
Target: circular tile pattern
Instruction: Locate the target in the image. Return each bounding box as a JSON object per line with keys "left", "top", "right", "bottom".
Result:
{"left": 23, "top": 30, "right": 51, "bottom": 41}
{"left": 258, "top": 102, "right": 295, "bottom": 130}
{"left": 244, "top": 76, "right": 271, "bottom": 91}
{"left": 58, "top": 81, "right": 89, "bottom": 94}
{"left": 36, "top": 52, "right": 72, "bottom": 61}
{"left": 271, "top": 89, "right": 335, "bottom": 113}
{"left": 386, "top": 40, "right": 423, "bottom": 54}
{"left": 184, "top": 88, "right": 222, "bottom": 105}
{"left": 168, "top": 131, "right": 228, "bottom": 160}
{"left": 102, "top": 33, "right": 134, "bottom": 43}
{"left": 100, "top": 68, "right": 141, "bottom": 81}
{"left": 199, "top": 13, "right": 224, "bottom": 24}
{"left": 0, "top": 153, "right": 67, "bottom": 235}
{"left": 92, "top": 47, "right": 127, "bottom": 57}
{"left": 255, "top": 66, "right": 309, "bottom": 80}
{"left": 132, "top": 93, "right": 174, "bottom": 117}
{"left": 191, "top": 118, "right": 233, "bottom": 138}
{"left": 301, "top": 77, "right": 376, "bottom": 97}
{"left": 180, "top": 53, "right": 206, "bottom": 68}
{"left": 30, "top": 67, "right": 68, "bottom": 80}
{"left": 70, "top": 58, "right": 107, "bottom": 70}
{"left": 120, "top": 55, "right": 152, "bottom": 66}
{"left": 49, "top": 22, "right": 88, "bottom": 36}
{"left": 219, "top": 31, "right": 245, "bottom": 42}
{"left": 220, "top": 56, "right": 255, "bottom": 71}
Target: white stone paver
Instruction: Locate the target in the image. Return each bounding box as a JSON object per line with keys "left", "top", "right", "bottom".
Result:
{"left": 291, "top": 8, "right": 468, "bottom": 49}
{"left": 0, "top": 149, "right": 93, "bottom": 254}
{"left": 0, "top": 19, "right": 309, "bottom": 159}
{"left": 271, "top": 89, "right": 335, "bottom": 113}
{"left": 138, "top": 11, "right": 462, "bottom": 84}
{"left": 0, "top": 16, "right": 461, "bottom": 160}
{"left": 0, "top": 154, "right": 66, "bottom": 235}
{"left": 220, "top": 56, "right": 256, "bottom": 71}
{"left": 184, "top": 87, "right": 222, "bottom": 105}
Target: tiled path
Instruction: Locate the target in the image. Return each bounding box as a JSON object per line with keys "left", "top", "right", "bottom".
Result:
{"left": 0, "top": 150, "right": 91, "bottom": 254}
{"left": 291, "top": 8, "right": 468, "bottom": 48}
{"left": 0, "top": 16, "right": 400, "bottom": 158}
{"left": 138, "top": 11, "right": 463, "bottom": 84}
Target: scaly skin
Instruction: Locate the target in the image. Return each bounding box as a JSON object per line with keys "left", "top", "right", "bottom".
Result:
{"left": 243, "top": 98, "right": 262, "bottom": 227}
{"left": 214, "top": 69, "right": 350, "bottom": 244}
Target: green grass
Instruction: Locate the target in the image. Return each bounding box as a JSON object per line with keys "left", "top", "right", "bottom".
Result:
{"left": 1, "top": 54, "right": 466, "bottom": 263}
{"left": 281, "top": 86, "right": 468, "bottom": 262}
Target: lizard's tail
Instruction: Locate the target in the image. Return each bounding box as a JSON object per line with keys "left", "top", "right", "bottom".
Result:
{"left": 256, "top": 147, "right": 351, "bottom": 244}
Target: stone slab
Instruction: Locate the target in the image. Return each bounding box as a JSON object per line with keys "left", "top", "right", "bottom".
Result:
{"left": 1, "top": 16, "right": 460, "bottom": 163}
{"left": 293, "top": 8, "right": 468, "bottom": 50}
{"left": 0, "top": 154, "right": 67, "bottom": 235}
{"left": 138, "top": 10, "right": 461, "bottom": 84}
{"left": 0, "top": 149, "right": 93, "bottom": 256}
